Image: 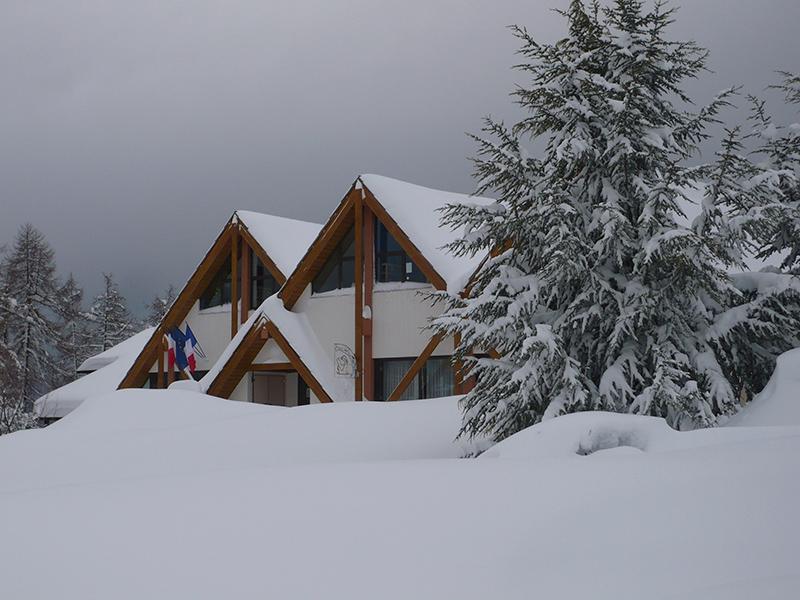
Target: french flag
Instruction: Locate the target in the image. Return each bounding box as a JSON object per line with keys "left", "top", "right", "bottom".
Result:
{"left": 184, "top": 325, "right": 200, "bottom": 373}
{"left": 167, "top": 332, "right": 177, "bottom": 370}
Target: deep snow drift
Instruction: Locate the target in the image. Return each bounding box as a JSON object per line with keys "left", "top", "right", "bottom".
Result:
{"left": 1, "top": 382, "right": 799, "bottom": 599}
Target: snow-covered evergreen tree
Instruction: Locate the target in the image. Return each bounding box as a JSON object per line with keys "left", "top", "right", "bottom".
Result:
{"left": 749, "top": 72, "right": 800, "bottom": 271}
{"left": 1, "top": 224, "right": 60, "bottom": 411}
{"left": 55, "top": 274, "right": 93, "bottom": 385}
{"left": 432, "top": 0, "right": 800, "bottom": 442}
{"left": 89, "top": 273, "right": 135, "bottom": 352}
{"left": 145, "top": 285, "right": 176, "bottom": 326}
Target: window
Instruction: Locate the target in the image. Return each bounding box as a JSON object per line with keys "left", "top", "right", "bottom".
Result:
{"left": 312, "top": 228, "right": 356, "bottom": 293}
{"left": 251, "top": 250, "right": 280, "bottom": 307}
{"left": 374, "top": 356, "right": 453, "bottom": 401}
{"left": 374, "top": 221, "right": 427, "bottom": 284}
{"left": 200, "top": 258, "right": 232, "bottom": 309}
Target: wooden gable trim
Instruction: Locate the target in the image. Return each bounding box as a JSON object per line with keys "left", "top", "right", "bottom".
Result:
{"left": 263, "top": 321, "right": 333, "bottom": 403}
{"left": 361, "top": 185, "right": 447, "bottom": 291}
{"left": 388, "top": 332, "right": 445, "bottom": 401}
{"left": 119, "top": 222, "right": 235, "bottom": 389}
{"left": 281, "top": 177, "right": 453, "bottom": 309}
{"left": 207, "top": 321, "right": 270, "bottom": 398}
{"left": 280, "top": 184, "right": 358, "bottom": 309}
{"left": 205, "top": 318, "right": 333, "bottom": 403}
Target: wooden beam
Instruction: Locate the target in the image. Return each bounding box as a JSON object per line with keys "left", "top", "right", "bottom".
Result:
{"left": 207, "top": 322, "right": 270, "bottom": 398}
{"left": 362, "top": 187, "right": 447, "bottom": 290}
{"left": 231, "top": 227, "right": 239, "bottom": 337}
{"left": 156, "top": 336, "right": 165, "bottom": 389}
{"left": 363, "top": 204, "right": 375, "bottom": 400}
{"left": 265, "top": 322, "right": 333, "bottom": 403}
{"left": 354, "top": 190, "right": 363, "bottom": 401}
{"left": 280, "top": 186, "right": 357, "bottom": 309}
{"left": 241, "top": 240, "right": 251, "bottom": 324}
{"left": 388, "top": 333, "right": 444, "bottom": 401}
{"left": 250, "top": 362, "right": 295, "bottom": 372}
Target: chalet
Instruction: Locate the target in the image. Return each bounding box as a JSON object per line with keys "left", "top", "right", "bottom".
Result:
{"left": 38, "top": 174, "right": 489, "bottom": 417}
{"left": 126, "top": 174, "right": 489, "bottom": 405}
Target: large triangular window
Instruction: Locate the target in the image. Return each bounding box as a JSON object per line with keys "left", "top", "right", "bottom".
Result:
{"left": 250, "top": 249, "right": 280, "bottom": 306}
{"left": 312, "top": 228, "right": 356, "bottom": 293}
{"left": 200, "top": 257, "right": 232, "bottom": 309}
{"left": 374, "top": 221, "right": 427, "bottom": 284}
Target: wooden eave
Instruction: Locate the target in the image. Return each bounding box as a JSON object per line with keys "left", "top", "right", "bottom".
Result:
{"left": 119, "top": 213, "right": 291, "bottom": 390}
{"left": 279, "top": 177, "right": 450, "bottom": 309}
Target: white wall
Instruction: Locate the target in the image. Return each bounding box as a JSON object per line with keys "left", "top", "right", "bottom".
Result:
{"left": 371, "top": 286, "right": 452, "bottom": 358}
{"left": 295, "top": 287, "right": 355, "bottom": 367}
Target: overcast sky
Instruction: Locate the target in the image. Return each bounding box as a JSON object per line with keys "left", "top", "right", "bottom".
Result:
{"left": 1, "top": 0, "right": 798, "bottom": 314}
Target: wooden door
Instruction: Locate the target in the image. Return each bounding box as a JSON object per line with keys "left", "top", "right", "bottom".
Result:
{"left": 252, "top": 373, "right": 287, "bottom": 406}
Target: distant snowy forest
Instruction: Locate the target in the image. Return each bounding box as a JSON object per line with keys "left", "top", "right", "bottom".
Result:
{"left": 0, "top": 224, "right": 175, "bottom": 432}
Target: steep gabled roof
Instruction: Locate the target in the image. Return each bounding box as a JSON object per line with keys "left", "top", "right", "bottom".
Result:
{"left": 280, "top": 175, "right": 493, "bottom": 307}
{"left": 78, "top": 329, "right": 155, "bottom": 372}
{"left": 358, "top": 175, "right": 493, "bottom": 293}
{"left": 235, "top": 211, "right": 321, "bottom": 277}
{"left": 201, "top": 295, "right": 352, "bottom": 403}
{"left": 119, "top": 211, "right": 320, "bottom": 390}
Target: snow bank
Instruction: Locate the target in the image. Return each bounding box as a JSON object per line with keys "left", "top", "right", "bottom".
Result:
{"left": 482, "top": 410, "right": 798, "bottom": 460}
{"left": 33, "top": 328, "right": 154, "bottom": 419}
{"left": 729, "top": 348, "right": 800, "bottom": 427}
{"left": 3, "top": 391, "right": 799, "bottom": 600}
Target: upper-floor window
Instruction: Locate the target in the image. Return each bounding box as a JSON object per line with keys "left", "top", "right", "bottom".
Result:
{"left": 200, "top": 257, "right": 232, "bottom": 309}
{"left": 312, "top": 228, "right": 355, "bottom": 293}
{"left": 251, "top": 250, "right": 280, "bottom": 307}
{"left": 375, "top": 221, "right": 427, "bottom": 284}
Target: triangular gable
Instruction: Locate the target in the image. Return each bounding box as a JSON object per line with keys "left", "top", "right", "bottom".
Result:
{"left": 279, "top": 177, "right": 454, "bottom": 309}
{"left": 201, "top": 296, "right": 339, "bottom": 403}
{"left": 119, "top": 212, "right": 314, "bottom": 390}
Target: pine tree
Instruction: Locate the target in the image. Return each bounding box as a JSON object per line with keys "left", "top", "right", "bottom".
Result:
{"left": 89, "top": 273, "right": 135, "bottom": 352}
{"left": 749, "top": 72, "right": 800, "bottom": 271}
{"left": 55, "top": 274, "right": 93, "bottom": 385}
{"left": 1, "top": 224, "right": 61, "bottom": 411}
{"left": 432, "top": 0, "right": 800, "bottom": 442}
{"left": 145, "top": 285, "right": 176, "bottom": 326}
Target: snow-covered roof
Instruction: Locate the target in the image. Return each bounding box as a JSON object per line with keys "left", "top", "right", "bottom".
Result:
{"left": 358, "top": 174, "right": 494, "bottom": 293}
{"left": 235, "top": 211, "right": 322, "bottom": 277}
{"left": 201, "top": 295, "right": 353, "bottom": 402}
{"left": 78, "top": 329, "right": 156, "bottom": 372}
{"left": 35, "top": 328, "right": 155, "bottom": 419}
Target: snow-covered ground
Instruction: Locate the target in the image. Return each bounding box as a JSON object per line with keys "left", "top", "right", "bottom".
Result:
{"left": 1, "top": 353, "right": 799, "bottom": 600}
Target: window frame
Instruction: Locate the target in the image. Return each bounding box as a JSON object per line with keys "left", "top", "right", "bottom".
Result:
{"left": 373, "top": 355, "right": 453, "bottom": 401}
{"left": 250, "top": 248, "right": 280, "bottom": 307}
{"left": 312, "top": 228, "right": 357, "bottom": 294}
{"left": 199, "top": 257, "right": 233, "bottom": 310}
{"left": 374, "top": 221, "right": 427, "bottom": 284}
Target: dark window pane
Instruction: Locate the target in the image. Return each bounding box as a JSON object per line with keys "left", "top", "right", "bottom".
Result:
{"left": 340, "top": 257, "right": 355, "bottom": 288}
{"left": 200, "top": 258, "right": 232, "bottom": 309}
{"left": 424, "top": 357, "right": 453, "bottom": 399}
{"left": 312, "top": 227, "right": 356, "bottom": 293}
{"left": 313, "top": 259, "right": 339, "bottom": 293}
